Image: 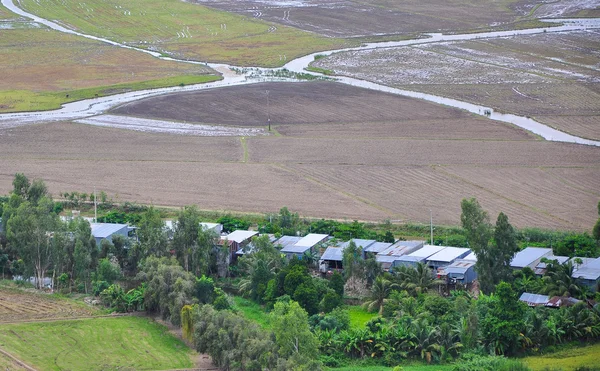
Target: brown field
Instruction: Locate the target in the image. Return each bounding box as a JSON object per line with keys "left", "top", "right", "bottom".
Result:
{"left": 0, "top": 287, "right": 97, "bottom": 323}
{"left": 314, "top": 30, "right": 600, "bottom": 140}
{"left": 195, "top": 0, "right": 572, "bottom": 37}
{"left": 1, "top": 82, "right": 599, "bottom": 231}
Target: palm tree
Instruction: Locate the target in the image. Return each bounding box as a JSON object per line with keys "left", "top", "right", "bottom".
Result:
{"left": 543, "top": 261, "right": 582, "bottom": 298}
{"left": 363, "top": 276, "right": 398, "bottom": 315}
{"left": 395, "top": 262, "right": 443, "bottom": 296}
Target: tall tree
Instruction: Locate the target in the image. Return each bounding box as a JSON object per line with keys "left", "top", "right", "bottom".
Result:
{"left": 172, "top": 206, "right": 201, "bottom": 272}
{"left": 137, "top": 206, "right": 168, "bottom": 258}
{"left": 493, "top": 212, "right": 519, "bottom": 283}
{"left": 593, "top": 200, "right": 600, "bottom": 241}
{"left": 271, "top": 300, "right": 319, "bottom": 360}
{"left": 6, "top": 197, "right": 58, "bottom": 289}
{"left": 460, "top": 198, "right": 494, "bottom": 294}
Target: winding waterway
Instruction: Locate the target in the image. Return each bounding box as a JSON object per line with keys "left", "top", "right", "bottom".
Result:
{"left": 2, "top": 0, "right": 600, "bottom": 146}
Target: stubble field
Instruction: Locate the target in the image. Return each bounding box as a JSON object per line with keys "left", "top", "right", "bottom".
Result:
{"left": 313, "top": 30, "right": 600, "bottom": 140}
{"left": 1, "top": 82, "right": 598, "bottom": 231}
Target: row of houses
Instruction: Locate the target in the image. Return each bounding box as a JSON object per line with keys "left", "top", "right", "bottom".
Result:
{"left": 88, "top": 221, "right": 600, "bottom": 292}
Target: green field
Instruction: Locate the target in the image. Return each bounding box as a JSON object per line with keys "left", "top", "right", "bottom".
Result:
{"left": 0, "top": 316, "right": 194, "bottom": 371}
{"left": 348, "top": 305, "right": 379, "bottom": 329}
{"left": 328, "top": 362, "right": 455, "bottom": 371}
{"left": 523, "top": 342, "right": 600, "bottom": 371}
{"left": 20, "top": 0, "right": 348, "bottom": 67}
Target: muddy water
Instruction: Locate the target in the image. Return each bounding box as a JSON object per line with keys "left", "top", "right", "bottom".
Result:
{"left": 2, "top": 0, "right": 600, "bottom": 146}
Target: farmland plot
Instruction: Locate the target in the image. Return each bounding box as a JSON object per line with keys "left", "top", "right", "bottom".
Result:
{"left": 0, "top": 287, "right": 97, "bottom": 323}
{"left": 195, "top": 0, "right": 568, "bottom": 37}
{"left": 19, "top": 0, "right": 345, "bottom": 66}
{"left": 313, "top": 31, "right": 600, "bottom": 139}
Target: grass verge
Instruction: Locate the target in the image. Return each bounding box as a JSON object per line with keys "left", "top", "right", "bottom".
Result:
{"left": 0, "top": 316, "right": 194, "bottom": 370}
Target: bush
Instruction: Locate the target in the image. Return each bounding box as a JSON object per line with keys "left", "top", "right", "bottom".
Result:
{"left": 453, "top": 354, "right": 530, "bottom": 371}
{"left": 320, "top": 291, "right": 342, "bottom": 313}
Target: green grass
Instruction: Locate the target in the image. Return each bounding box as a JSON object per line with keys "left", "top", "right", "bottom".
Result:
{"left": 328, "top": 362, "right": 455, "bottom": 371}
{"left": 0, "top": 316, "right": 194, "bottom": 371}
{"left": 20, "top": 0, "right": 350, "bottom": 67}
{"left": 306, "top": 66, "right": 336, "bottom": 76}
{"left": 232, "top": 296, "right": 272, "bottom": 329}
{"left": 523, "top": 342, "right": 600, "bottom": 371}
{"left": 347, "top": 305, "right": 378, "bottom": 329}
{"left": 0, "top": 75, "right": 221, "bottom": 112}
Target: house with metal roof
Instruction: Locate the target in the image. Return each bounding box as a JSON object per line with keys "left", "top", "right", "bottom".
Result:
{"left": 440, "top": 259, "right": 477, "bottom": 284}
{"left": 534, "top": 255, "right": 569, "bottom": 275}
{"left": 519, "top": 292, "right": 550, "bottom": 307}
{"left": 90, "top": 223, "right": 130, "bottom": 246}
{"left": 281, "top": 233, "right": 329, "bottom": 259}
{"left": 510, "top": 247, "right": 553, "bottom": 269}
{"left": 463, "top": 252, "right": 477, "bottom": 262}
{"left": 426, "top": 246, "right": 471, "bottom": 270}
{"left": 572, "top": 257, "right": 600, "bottom": 290}
{"left": 375, "top": 241, "right": 424, "bottom": 271}
{"left": 320, "top": 246, "right": 345, "bottom": 271}
{"left": 363, "top": 241, "right": 394, "bottom": 256}
{"left": 391, "top": 245, "right": 446, "bottom": 269}
{"left": 221, "top": 230, "right": 258, "bottom": 261}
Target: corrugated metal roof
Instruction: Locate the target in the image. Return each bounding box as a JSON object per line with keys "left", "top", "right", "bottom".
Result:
{"left": 90, "top": 223, "right": 128, "bottom": 239}
{"left": 572, "top": 257, "right": 600, "bottom": 281}
{"left": 364, "top": 242, "right": 394, "bottom": 254}
{"left": 281, "top": 244, "right": 311, "bottom": 254}
{"left": 463, "top": 252, "right": 477, "bottom": 261}
{"left": 225, "top": 230, "right": 258, "bottom": 244}
{"left": 445, "top": 259, "right": 476, "bottom": 274}
{"left": 510, "top": 247, "right": 552, "bottom": 268}
{"left": 389, "top": 240, "right": 425, "bottom": 250}
{"left": 407, "top": 245, "right": 445, "bottom": 258}
{"left": 519, "top": 292, "right": 550, "bottom": 306}
{"left": 427, "top": 247, "right": 470, "bottom": 263}
{"left": 321, "top": 246, "right": 344, "bottom": 261}
{"left": 294, "top": 233, "right": 329, "bottom": 247}
{"left": 393, "top": 255, "right": 426, "bottom": 264}
{"left": 378, "top": 245, "right": 417, "bottom": 258}
{"left": 536, "top": 255, "right": 569, "bottom": 269}
{"left": 274, "top": 235, "right": 303, "bottom": 249}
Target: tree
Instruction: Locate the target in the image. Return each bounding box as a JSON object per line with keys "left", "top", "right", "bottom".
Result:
{"left": 492, "top": 212, "right": 519, "bottom": 281}
{"left": 593, "top": 201, "right": 600, "bottom": 241}
{"left": 329, "top": 271, "right": 344, "bottom": 297}
{"left": 271, "top": 300, "right": 319, "bottom": 361}
{"left": 395, "top": 262, "right": 441, "bottom": 296}
{"left": 542, "top": 260, "right": 582, "bottom": 298}
{"left": 12, "top": 173, "right": 30, "bottom": 198}
{"left": 137, "top": 207, "right": 168, "bottom": 258}
{"left": 6, "top": 197, "right": 58, "bottom": 289}
{"left": 363, "top": 276, "right": 397, "bottom": 315}
{"left": 172, "top": 206, "right": 201, "bottom": 272}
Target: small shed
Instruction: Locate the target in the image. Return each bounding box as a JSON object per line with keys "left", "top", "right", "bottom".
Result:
{"left": 281, "top": 233, "right": 329, "bottom": 260}
{"left": 320, "top": 246, "right": 344, "bottom": 271}
{"left": 519, "top": 292, "right": 550, "bottom": 307}
{"left": 90, "top": 223, "right": 130, "bottom": 246}
{"left": 426, "top": 246, "right": 471, "bottom": 270}
{"left": 221, "top": 230, "right": 258, "bottom": 260}
{"left": 510, "top": 247, "right": 553, "bottom": 270}
{"left": 442, "top": 259, "right": 477, "bottom": 284}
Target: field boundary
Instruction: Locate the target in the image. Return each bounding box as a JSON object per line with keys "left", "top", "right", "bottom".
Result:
{"left": 0, "top": 346, "right": 37, "bottom": 371}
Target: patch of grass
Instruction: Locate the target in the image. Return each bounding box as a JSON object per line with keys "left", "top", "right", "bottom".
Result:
{"left": 20, "top": 0, "right": 350, "bottom": 67}
{"left": 523, "top": 342, "right": 600, "bottom": 371}
{"left": 232, "top": 296, "right": 272, "bottom": 329}
{"left": 0, "top": 75, "right": 221, "bottom": 113}
{"left": 306, "top": 66, "right": 336, "bottom": 76}
{"left": 328, "top": 361, "right": 455, "bottom": 371}
{"left": 347, "top": 305, "right": 378, "bottom": 329}
{"left": 0, "top": 316, "right": 194, "bottom": 371}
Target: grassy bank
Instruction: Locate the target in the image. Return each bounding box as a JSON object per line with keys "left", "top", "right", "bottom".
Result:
{"left": 0, "top": 316, "right": 194, "bottom": 370}
{"left": 523, "top": 342, "right": 600, "bottom": 371}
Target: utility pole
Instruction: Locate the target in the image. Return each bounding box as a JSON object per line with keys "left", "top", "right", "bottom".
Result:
{"left": 430, "top": 209, "right": 433, "bottom": 245}
{"left": 266, "top": 90, "right": 271, "bottom": 131}
{"left": 94, "top": 187, "right": 97, "bottom": 223}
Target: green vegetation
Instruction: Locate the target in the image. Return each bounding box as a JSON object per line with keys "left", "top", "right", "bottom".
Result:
{"left": 0, "top": 317, "right": 194, "bottom": 370}
{"left": 20, "top": 0, "right": 349, "bottom": 67}
{"left": 233, "top": 296, "right": 272, "bottom": 329}
{"left": 0, "top": 75, "right": 220, "bottom": 113}
{"left": 306, "top": 66, "right": 336, "bottom": 76}
{"left": 523, "top": 342, "right": 600, "bottom": 371}
{"left": 347, "top": 305, "right": 378, "bottom": 329}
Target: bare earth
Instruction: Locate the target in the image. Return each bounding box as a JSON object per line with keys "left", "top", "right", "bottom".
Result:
{"left": 1, "top": 82, "right": 598, "bottom": 231}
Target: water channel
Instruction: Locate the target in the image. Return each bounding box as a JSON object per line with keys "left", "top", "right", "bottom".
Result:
{"left": 2, "top": 0, "right": 600, "bottom": 146}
